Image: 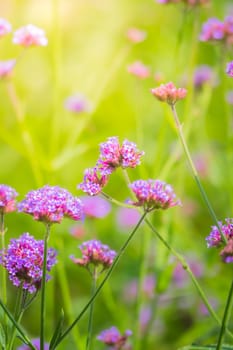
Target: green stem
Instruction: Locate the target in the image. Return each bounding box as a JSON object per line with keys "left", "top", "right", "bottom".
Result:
{"left": 86, "top": 269, "right": 97, "bottom": 350}
{"left": 40, "top": 223, "right": 51, "bottom": 350}
{"left": 170, "top": 104, "right": 227, "bottom": 244}
{"left": 216, "top": 278, "right": 233, "bottom": 349}
{"left": 145, "top": 218, "right": 233, "bottom": 338}
{"left": 55, "top": 212, "right": 147, "bottom": 347}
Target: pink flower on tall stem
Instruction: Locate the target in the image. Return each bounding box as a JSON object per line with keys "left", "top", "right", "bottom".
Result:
{"left": 13, "top": 24, "right": 48, "bottom": 47}
{"left": 0, "top": 18, "right": 11, "bottom": 38}
{"left": 151, "top": 82, "right": 187, "bottom": 105}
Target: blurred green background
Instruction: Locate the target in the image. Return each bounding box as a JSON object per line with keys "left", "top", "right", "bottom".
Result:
{"left": 1, "top": 0, "right": 233, "bottom": 349}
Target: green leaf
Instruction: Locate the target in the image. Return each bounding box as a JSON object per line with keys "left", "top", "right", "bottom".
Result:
{"left": 49, "top": 309, "right": 65, "bottom": 350}
{"left": 0, "top": 324, "right": 6, "bottom": 349}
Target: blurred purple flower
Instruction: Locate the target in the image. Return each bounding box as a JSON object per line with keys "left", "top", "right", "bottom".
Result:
{"left": 123, "top": 274, "right": 156, "bottom": 302}
{"left": 151, "top": 82, "right": 187, "bottom": 105}
{"left": 13, "top": 24, "right": 48, "bottom": 47}
{"left": 206, "top": 218, "right": 233, "bottom": 248}
{"left": 0, "top": 59, "right": 16, "bottom": 79}
{"left": 64, "top": 94, "right": 92, "bottom": 114}
{"left": 126, "top": 28, "right": 147, "bottom": 43}
{"left": 127, "top": 61, "right": 150, "bottom": 79}
{"left": 97, "top": 136, "right": 144, "bottom": 175}
{"left": 69, "top": 223, "right": 86, "bottom": 239}
{"left": 97, "top": 326, "right": 132, "bottom": 349}
{"left": 0, "top": 184, "right": 18, "bottom": 214}
{"left": 139, "top": 306, "right": 152, "bottom": 334}
{"left": 78, "top": 167, "right": 110, "bottom": 196}
{"left": 17, "top": 338, "right": 49, "bottom": 350}
{"left": 129, "top": 179, "right": 181, "bottom": 212}
{"left": 0, "top": 233, "right": 57, "bottom": 293}
{"left": 116, "top": 207, "right": 141, "bottom": 230}
{"left": 173, "top": 260, "right": 203, "bottom": 287}
{"left": 81, "top": 195, "right": 111, "bottom": 218}
{"left": 193, "top": 65, "right": 215, "bottom": 89}
{"left": 70, "top": 239, "right": 116, "bottom": 273}
{"left": 226, "top": 61, "right": 233, "bottom": 77}
{"left": 226, "top": 90, "right": 233, "bottom": 104}
{"left": 18, "top": 185, "right": 83, "bottom": 224}
{"left": 199, "top": 18, "right": 225, "bottom": 41}
{"left": 0, "top": 18, "right": 12, "bottom": 37}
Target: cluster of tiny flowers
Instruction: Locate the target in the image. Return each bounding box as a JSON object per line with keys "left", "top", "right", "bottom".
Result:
{"left": 17, "top": 339, "right": 49, "bottom": 350}
{"left": 200, "top": 16, "right": 233, "bottom": 44}
{"left": 127, "top": 61, "right": 150, "bottom": 79}
{"left": 13, "top": 24, "right": 48, "bottom": 47}
{"left": 206, "top": 219, "right": 233, "bottom": 263}
{"left": 18, "top": 185, "right": 83, "bottom": 224}
{"left": 126, "top": 28, "right": 147, "bottom": 43}
{"left": 78, "top": 167, "right": 110, "bottom": 196}
{"left": 97, "top": 327, "right": 132, "bottom": 350}
{"left": 129, "top": 179, "right": 181, "bottom": 212}
{"left": 70, "top": 239, "right": 116, "bottom": 273}
{"left": 64, "top": 93, "right": 92, "bottom": 114}
{"left": 78, "top": 137, "right": 144, "bottom": 196}
{"left": 151, "top": 82, "right": 187, "bottom": 105}
{"left": 0, "top": 18, "right": 11, "bottom": 38}
{"left": 98, "top": 137, "right": 144, "bottom": 175}
{"left": 0, "top": 184, "right": 18, "bottom": 214}
{"left": 0, "top": 233, "right": 57, "bottom": 293}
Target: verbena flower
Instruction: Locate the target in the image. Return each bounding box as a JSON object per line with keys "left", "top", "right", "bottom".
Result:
{"left": 199, "top": 18, "right": 225, "bottom": 41}
{"left": 97, "top": 326, "right": 132, "bottom": 349}
{"left": 0, "top": 59, "right": 16, "bottom": 79}
{"left": 206, "top": 219, "right": 233, "bottom": 248}
{"left": 0, "top": 233, "right": 57, "bottom": 293}
{"left": 78, "top": 167, "right": 110, "bottom": 196}
{"left": 17, "top": 338, "right": 49, "bottom": 350}
{"left": 0, "top": 18, "right": 12, "bottom": 37}
{"left": 127, "top": 61, "right": 150, "bottom": 79}
{"left": 0, "top": 184, "right": 18, "bottom": 214}
{"left": 129, "top": 179, "right": 181, "bottom": 212}
{"left": 81, "top": 195, "right": 111, "bottom": 218}
{"left": 13, "top": 24, "right": 48, "bottom": 47}
{"left": 116, "top": 207, "right": 141, "bottom": 230}
{"left": 18, "top": 185, "right": 83, "bottom": 224}
{"left": 97, "top": 136, "right": 144, "bottom": 175}
{"left": 226, "top": 61, "right": 233, "bottom": 78}
{"left": 193, "top": 65, "right": 215, "bottom": 89}
{"left": 70, "top": 239, "right": 116, "bottom": 274}
{"left": 151, "top": 82, "right": 187, "bottom": 105}
{"left": 126, "top": 28, "right": 147, "bottom": 43}
{"left": 64, "top": 94, "right": 92, "bottom": 114}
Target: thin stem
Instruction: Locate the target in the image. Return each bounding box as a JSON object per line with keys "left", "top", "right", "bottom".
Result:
{"left": 86, "top": 269, "right": 98, "bottom": 350}
{"left": 216, "top": 278, "right": 233, "bottom": 349}
{"left": 145, "top": 218, "right": 233, "bottom": 339}
{"left": 170, "top": 104, "right": 227, "bottom": 244}
{"left": 40, "top": 223, "right": 51, "bottom": 350}
{"left": 55, "top": 212, "right": 147, "bottom": 347}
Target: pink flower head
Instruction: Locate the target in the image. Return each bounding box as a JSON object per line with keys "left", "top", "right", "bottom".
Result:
{"left": 17, "top": 338, "right": 49, "bottom": 350}
{"left": 0, "top": 233, "right": 57, "bottom": 293}
{"left": 126, "top": 28, "right": 147, "bottom": 43}
{"left": 199, "top": 18, "right": 225, "bottom": 42}
{"left": 70, "top": 239, "right": 116, "bottom": 274}
{"left": 18, "top": 185, "right": 83, "bottom": 224}
{"left": 13, "top": 24, "right": 48, "bottom": 47}
{"left": 0, "top": 184, "right": 18, "bottom": 214}
{"left": 78, "top": 167, "right": 109, "bottom": 196}
{"left": 0, "top": 59, "right": 16, "bottom": 79}
{"left": 156, "top": 0, "right": 180, "bottom": 3}
{"left": 81, "top": 195, "right": 111, "bottom": 218}
{"left": 127, "top": 61, "right": 150, "bottom": 79}
{"left": 226, "top": 61, "right": 233, "bottom": 77}
{"left": 0, "top": 18, "right": 11, "bottom": 38}
{"left": 97, "top": 137, "right": 144, "bottom": 175}
{"left": 129, "top": 179, "right": 181, "bottom": 212}
{"left": 64, "top": 94, "right": 92, "bottom": 114}
{"left": 151, "top": 82, "right": 187, "bottom": 105}
{"left": 97, "top": 326, "right": 132, "bottom": 349}
{"left": 206, "top": 218, "right": 233, "bottom": 248}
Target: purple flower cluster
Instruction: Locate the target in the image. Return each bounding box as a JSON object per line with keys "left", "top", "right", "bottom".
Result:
{"left": 71, "top": 239, "right": 116, "bottom": 273}
{"left": 18, "top": 185, "right": 83, "bottom": 224}
{"left": 97, "top": 326, "right": 132, "bottom": 349}
{"left": 0, "top": 233, "right": 57, "bottom": 293}
{"left": 129, "top": 179, "right": 181, "bottom": 212}
{"left": 78, "top": 137, "right": 144, "bottom": 196}
{"left": 0, "top": 184, "right": 18, "bottom": 214}
{"left": 17, "top": 338, "right": 49, "bottom": 350}
{"left": 200, "top": 16, "right": 233, "bottom": 44}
